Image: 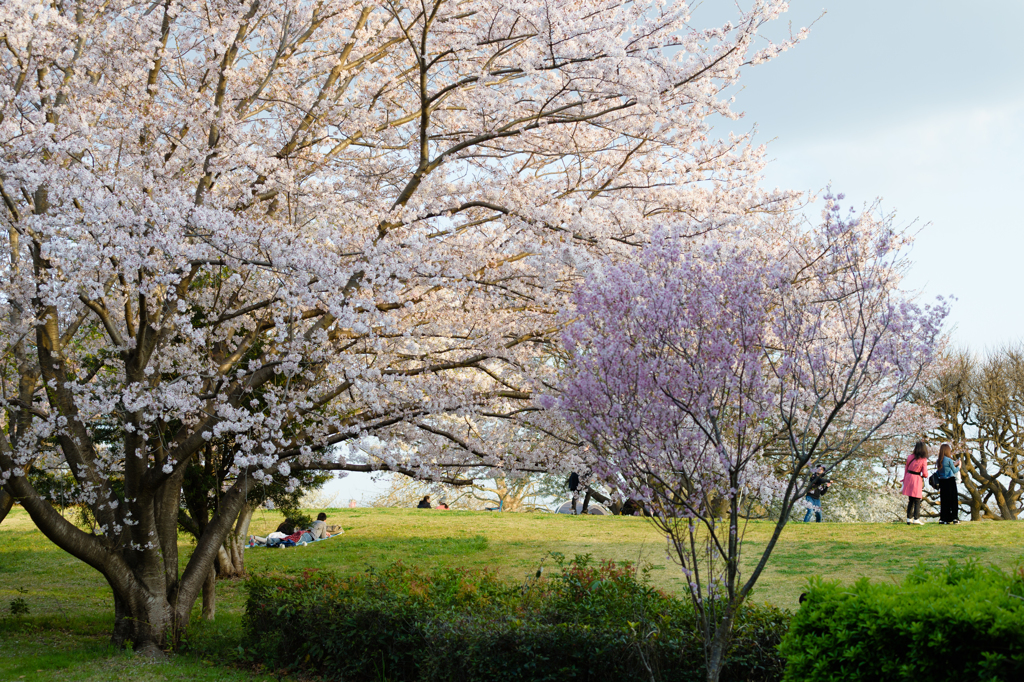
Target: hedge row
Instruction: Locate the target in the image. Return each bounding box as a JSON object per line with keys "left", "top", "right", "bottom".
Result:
{"left": 243, "top": 555, "right": 789, "bottom": 682}
{"left": 780, "top": 559, "right": 1024, "bottom": 682}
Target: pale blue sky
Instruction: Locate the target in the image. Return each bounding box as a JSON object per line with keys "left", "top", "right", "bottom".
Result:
{"left": 726, "top": 0, "right": 1024, "bottom": 351}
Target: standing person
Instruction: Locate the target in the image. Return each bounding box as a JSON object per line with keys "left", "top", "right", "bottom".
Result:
{"left": 417, "top": 495, "right": 432, "bottom": 509}
{"left": 566, "top": 472, "right": 581, "bottom": 515}
{"left": 936, "top": 443, "right": 961, "bottom": 524}
{"left": 803, "top": 464, "right": 832, "bottom": 523}
{"left": 901, "top": 441, "right": 929, "bottom": 525}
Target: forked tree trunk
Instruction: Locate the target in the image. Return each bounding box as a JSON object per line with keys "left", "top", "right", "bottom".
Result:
{"left": 0, "top": 489, "right": 14, "bottom": 525}
{"left": 2, "top": 457, "right": 255, "bottom": 655}
{"left": 204, "top": 502, "right": 254, "bottom": 622}
{"left": 108, "top": 574, "right": 180, "bottom": 659}
{"left": 216, "top": 503, "right": 253, "bottom": 578}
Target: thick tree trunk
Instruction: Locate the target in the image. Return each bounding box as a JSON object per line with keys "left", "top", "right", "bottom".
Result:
{"left": 0, "top": 446, "right": 256, "bottom": 655}
{"left": 108, "top": 577, "right": 178, "bottom": 658}
{"left": 965, "top": 487, "right": 983, "bottom": 521}
{"left": 0, "top": 489, "right": 14, "bottom": 524}
{"left": 201, "top": 568, "right": 216, "bottom": 621}
{"left": 216, "top": 503, "right": 253, "bottom": 578}
{"left": 989, "top": 485, "right": 1016, "bottom": 520}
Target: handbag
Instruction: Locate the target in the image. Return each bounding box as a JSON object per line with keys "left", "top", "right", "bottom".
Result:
{"left": 928, "top": 472, "right": 941, "bottom": 489}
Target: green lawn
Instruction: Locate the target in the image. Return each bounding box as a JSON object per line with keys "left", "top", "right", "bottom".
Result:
{"left": 1, "top": 507, "right": 1021, "bottom": 681}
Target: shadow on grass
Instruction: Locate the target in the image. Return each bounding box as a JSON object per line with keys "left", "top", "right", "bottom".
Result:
{"left": 0, "top": 608, "right": 279, "bottom": 682}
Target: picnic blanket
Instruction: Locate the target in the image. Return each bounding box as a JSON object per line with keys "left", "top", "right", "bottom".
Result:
{"left": 246, "top": 531, "right": 343, "bottom": 549}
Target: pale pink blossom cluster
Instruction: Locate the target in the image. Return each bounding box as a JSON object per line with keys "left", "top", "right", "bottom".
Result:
{"left": 0, "top": 0, "right": 807, "bottom": 646}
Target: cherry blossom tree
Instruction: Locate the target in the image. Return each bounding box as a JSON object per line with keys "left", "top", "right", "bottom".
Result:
{"left": 555, "top": 199, "right": 948, "bottom": 682}
{"left": 0, "top": 0, "right": 805, "bottom": 653}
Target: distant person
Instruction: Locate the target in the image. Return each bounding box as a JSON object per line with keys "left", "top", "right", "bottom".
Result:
{"left": 436, "top": 498, "right": 450, "bottom": 510}
{"left": 936, "top": 443, "right": 961, "bottom": 524}
{"left": 275, "top": 519, "right": 296, "bottom": 535}
{"left": 566, "top": 471, "right": 582, "bottom": 515}
{"left": 901, "top": 441, "right": 929, "bottom": 525}
{"left": 417, "top": 495, "right": 432, "bottom": 509}
{"left": 349, "top": 499, "right": 358, "bottom": 509}
{"left": 309, "top": 512, "right": 332, "bottom": 540}
{"left": 803, "top": 463, "right": 832, "bottom": 522}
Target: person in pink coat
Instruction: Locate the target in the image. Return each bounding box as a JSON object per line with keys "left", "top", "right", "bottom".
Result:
{"left": 901, "top": 441, "right": 929, "bottom": 525}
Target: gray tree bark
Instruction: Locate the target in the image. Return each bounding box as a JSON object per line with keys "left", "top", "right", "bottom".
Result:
{"left": 0, "top": 489, "right": 14, "bottom": 525}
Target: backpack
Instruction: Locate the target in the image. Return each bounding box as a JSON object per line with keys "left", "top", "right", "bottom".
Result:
{"left": 928, "top": 472, "right": 941, "bottom": 489}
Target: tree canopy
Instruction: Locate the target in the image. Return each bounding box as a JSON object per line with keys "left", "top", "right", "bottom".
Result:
{"left": 1, "top": 0, "right": 805, "bottom": 652}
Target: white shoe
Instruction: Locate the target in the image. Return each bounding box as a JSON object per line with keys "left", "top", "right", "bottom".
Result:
{"left": 906, "top": 519, "right": 913, "bottom": 525}
{"left": 912, "top": 519, "right": 924, "bottom": 525}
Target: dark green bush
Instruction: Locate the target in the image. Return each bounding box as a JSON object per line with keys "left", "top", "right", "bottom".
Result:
{"left": 9, "top": 597, "right": 29, "bottom": 616}
{"left": 244, "top": 555, "right": 788, "bottom": 681}
{"left": 779, "top": 558, "right": 1024, "bottom": 682}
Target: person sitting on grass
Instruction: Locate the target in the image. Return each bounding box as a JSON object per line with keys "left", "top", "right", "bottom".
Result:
{"left": 417, "top": 495, "right": 432, "bottom": 509}
{"left": 803, "top": 463, "right": 832, "bottom": 523}
{"left": 309, "top": 512, "right": 337, "bottom": 539}
{"left": 436, "top": 499, "right": 450, "bottom": 510}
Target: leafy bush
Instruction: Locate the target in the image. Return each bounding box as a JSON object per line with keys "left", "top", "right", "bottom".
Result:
{"left": 244, "top": 555, "right": 789, "bottom": 681}
{"left": 9, "top": 597, "right": 29, "bottom": 616}
{"left": 779, "top": 558, "right": 1024, "bottom": 682}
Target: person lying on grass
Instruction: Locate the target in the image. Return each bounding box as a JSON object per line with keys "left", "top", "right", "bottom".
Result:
{"left": 251, "top": 512, "right": 340, "bottom": 546}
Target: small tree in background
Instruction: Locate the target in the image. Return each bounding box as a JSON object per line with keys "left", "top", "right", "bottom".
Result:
{"left": 922, "top": 346, "right": 1024, "bottom": 520}
{"left": 368, "top": 471, "right": 556, "bottom": 511}
{"left": 556, "top": 199, "right": 947, "bottom": 682}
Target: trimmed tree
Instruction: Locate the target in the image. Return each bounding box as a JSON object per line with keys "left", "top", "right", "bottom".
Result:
{"left": 555, "top": 199, "right": 947, "bottom": 682}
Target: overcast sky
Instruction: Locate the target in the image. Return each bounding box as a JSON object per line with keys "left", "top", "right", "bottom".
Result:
{"left": 722, "top": 0, "right": 1024, "bottom": 352}
{"left": 326, "top": 1, "right": 1024, "bottom": 503}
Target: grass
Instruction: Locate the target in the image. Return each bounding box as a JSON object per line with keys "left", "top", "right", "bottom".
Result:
{"left": 1, "top": 506, "right": 1022, "bottom": 680}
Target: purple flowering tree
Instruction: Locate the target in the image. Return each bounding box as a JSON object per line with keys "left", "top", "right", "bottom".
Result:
{"left": 555, "top": 198, "right": 948, "bottom": 682}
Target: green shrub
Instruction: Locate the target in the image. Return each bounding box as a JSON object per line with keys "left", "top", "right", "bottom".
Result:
{"left": 779, "top": 558, "right": 1024, "bottom": 682}
{"left": 244, "top": 556, "right": 789, "bottom": 681}
{"left": 9, "top": 597, "right": 29, "bottom": 616}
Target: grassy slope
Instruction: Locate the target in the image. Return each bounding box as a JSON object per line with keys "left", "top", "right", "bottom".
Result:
{"left": 1, "top": 507, "right": 1021, "bottom": 681}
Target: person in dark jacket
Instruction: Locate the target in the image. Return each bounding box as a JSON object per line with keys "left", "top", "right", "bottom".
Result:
{"left": 935, "top": 443, "right": 961, "bottom": 524}
{"left": 416, "top": 495, "right": 432, "bottom": 509}
{"left": 802, "top": 464, "right": 832, "bottom": 523}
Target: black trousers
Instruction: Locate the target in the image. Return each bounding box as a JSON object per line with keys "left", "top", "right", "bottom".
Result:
{"left": 906, "top": 497, "right": 921, "bottom": 519}
{"left": 939, "top": 477, "right": 959, "bottom": 523}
